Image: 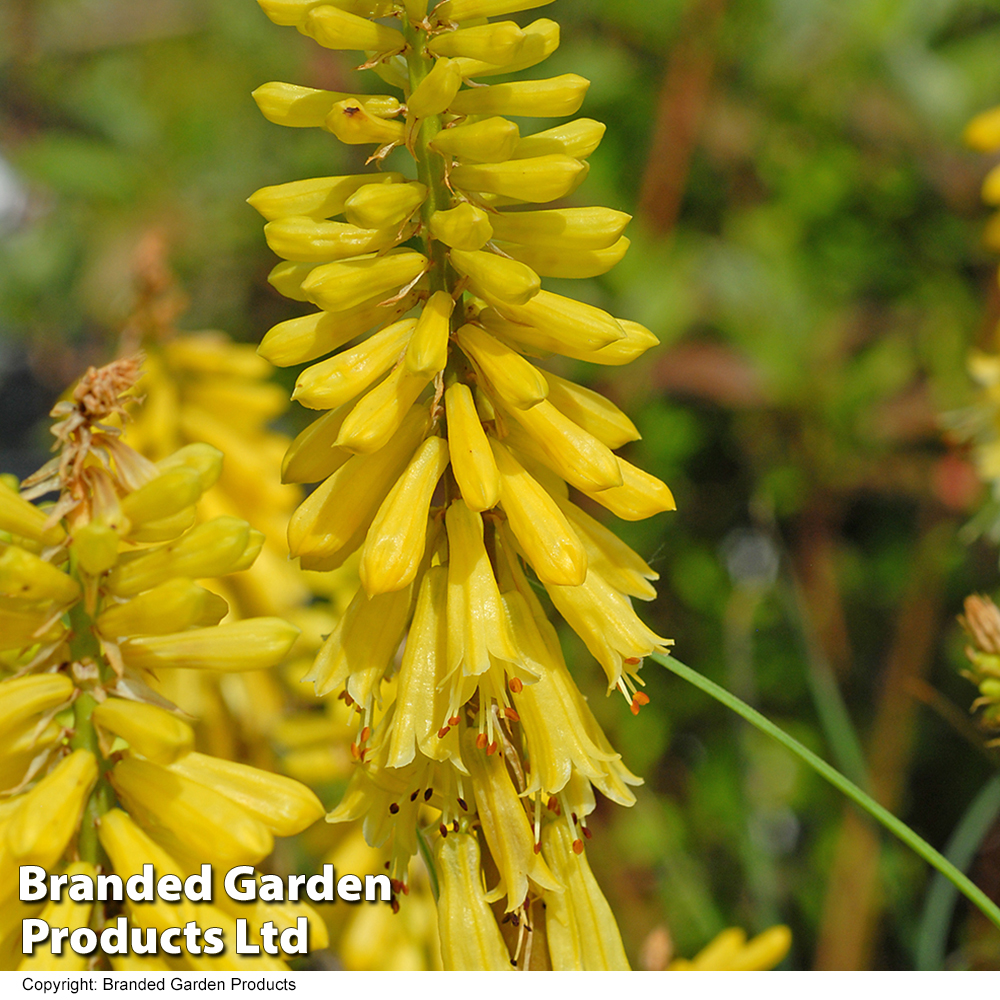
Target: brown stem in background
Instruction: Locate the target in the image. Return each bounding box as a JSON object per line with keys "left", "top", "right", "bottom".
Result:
{"left": 638, "top": 0, "right": 728, "bottom": 236}
{"left": 813, "top": 517, "right": 952, "bottom": 969}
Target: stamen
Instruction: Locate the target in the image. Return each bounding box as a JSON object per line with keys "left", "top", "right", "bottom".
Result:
{"left": 509, "top": 676, "right": 523, "bottom": 693}
{"left": 389, "top": 802, "right": 399, "bottom": 814}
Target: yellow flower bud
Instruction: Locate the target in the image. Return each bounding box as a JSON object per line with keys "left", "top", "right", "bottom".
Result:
{"left": 406, "top": 291, "right": 453, "bottom": 375}
{"left": 18, "top": 861, "right": 95, "bottom": 972}
{"left": 587, "top": 318, "right": 660, "bottom": 366}
{"left": 92, "top": 699, "right": 194, "bottom": 765}
{"left": 490, "top": 206, "right": 629, "bottom": 251}
{"left": 429, "top": 203, "right": 494, "bottom": 251}
{"left": 300, "top": 249, "right": 427, "bottom": 312}
{"left": 154, "top": 443, "right": 224, "bottom": 492}
{"left": 455, "top": 323, "right": 548, "bottom": 409}
{"left": 0, "top": 674, "right": 74, "bottom": 742}
{"left": 7, "top": 750, "right": 97, "bottom": 866}
{"left": 579, "top": 456, "right": 676, "bottom": 521}
{"left": 71, "top": 521, "right": 121, "bottom": 576}
{"left": 512, "top": 116, "right": 605, "bottom": 159}
{"left": 291, "top": 317, "right": 417, "bottom": 410}
{"left": 542, "top": 821, "right": 629, "bottom": 970}
{"left": 408, "top": 57, "right": 464, "bottom": 119}
{"left": 451, "top": 153, "right": 588, "bottom": 203}
{"left": 449, "top": 73, "right": 588, "bottom": 119}
{"left": 360, "top": 437, "right": 449, "bottom": 595}
{"left": 428, "top": 20, "right": 525, "bottom": 63}
{"left": 258, "top": 0, "right": 394, "bottom": 25}
{"left": 259, "top": 294, "right": 417, "bottom": 367}
{"left": 428, "top": 116, "right": 520, "bottom": 164}
{"left": 0, "top": 606, "right": 66, "bottom": 652}
{"left": 125, "top": 506, "right": 197, "bottom": 544}
{"left": 97, "top": 579, "right": 228, "bottom": 639}
{"left": 252, "top": 81, "right": 400, "bottom": 128}
{"left": 264, "top": 215, "right": 409, "bottom": 262}
{"left": 501, "top": 240, "right": 629, "bottom": 281}
{"left": 965, "top": 105, "right": 1000, "bottom": 152}
{"left": 445, "top": 382, "right": 500, "bottom": 511}
{"left": 344, "top": 180, "right": 427, "bottom": 229}
{"left": 542, "top": 370, "right": 639, "bottom": 450}
{"left": 434, "top": 0, "right": 553, "bottom": 22}
{"left": 268, "top": 260, "right": 317, "bottom": 301}
{"left": 166, "top": 752, "right": 323, "bottom": 836}
{"left": 325, "top": 98, "right": 405, "bottom": 145}
{"left": 301, "top": 4, "right": 405, "bottom": 51}
{"left": 160, "top": 334, "right": 271, "bottom": 379}
{"left": 111, "top": 756, "right": 274, "bottom": 867}
{"left": 120, "top": 466, "right": 204, "bottom": 527}
{"left": 119, "top": 618, "right": 300, "bottom": 673}
{"left": 0, "top": 482, "right": 64, "bottom": 547}
{"left": 107, "top": 516, "right": 251, "bottom": 597}
{"left": 288, "top": 404, "right": 429, "bottom": 568}
{"left": 449, "top": 248, "right": 540, "bottom": 305}
{"left": 490, "top": 439, "right": 586, "bottom": 587}
{"left": 248, "top": 171, "right": 404, "bottom": 221}
{"left": 435, "top": 832, "right": 512, "bottom": 972}
{"left": 281, "top": 406, "right": 353, "bottom": 484}
{"left": 453, "top": 17, "right": 559, "bottom": 79}
{"left": 983, "top": 163, "right": 1000, "bottom": 206}
{"left": 0, "top": 545, "right": 79, "bottom": 604}
{"left": 334, "top": 365, "right": 433, "bottom": 454}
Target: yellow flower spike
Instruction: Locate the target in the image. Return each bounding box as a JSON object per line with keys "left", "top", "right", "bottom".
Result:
{"left": 511, "top": 117, "right": 605, "bottom": 159}
{"left": 460, "top": 728, "right": 561, "bottom": 911}
{"left": 0, "top": 674, "right": 74, "bottom": 742}
{"left": 281, "top": 406, "right": 354, "bottom": 484}
{"left": 325, "top": 98, "right": 406, "bottom": 146}
{"left": 408, "top": 57, "right": 465, "bottom": 120}
{"left": 107, "top": 515, "right": 252, "bottom": 597}
{"left": 541, "top": 370, "right": 639, "bottom": 450}
{"left": 92, "top": 699, "right": 194, "bottom": 766}
{"left": 7, "top": 750, "right": 98, "bottom": 866}
{"left": 334, "top": 365, "right": 433, "bottom": 454}
{"left": 344, "top": 180, "right": 428, "bottom": 229}
{"left": 154, "top": 442, "right": 224, "bottom": 492}
{"left": 435, "top": 832, "right": 512, "bottom": 971}
{"left": 111, "top": 755, "right": 274, "bottom": 867}
{"left": 428, "top": 116, "right": 520, "bottom": 164}
{"left": 499, "top": 236, "right": 630, "bottom": 279}
{"left": 445, "top": 499, "right": 518, "bottom": 677}
{"left": 0, "top": 545, "right": 79, "bottom": 604}
{"left": 166, "top": 752, "right": 323, "bottom": 836}
{"left": 964, "top": 105, "right": 1000, "bottom": 152}
{"left": 490, "top": 206, "right": 630, "bottom": 251}
{"left": 406, "top": 291, "right": 454, "bottom": 375}
{"left": 481, "top": 289, "right": 625, "bottom": 353}
{"left": 252, "top": 81, "right": 400, "bottom": 128}
{"left": 450, "top": 154, "right": 589, "bottom": 203}
{"left": 429, "top": 203, "right": 494, "bottom": 251}
{"left": 454, "top": 324, "right": 548, "bottom": 409}
{"left": 97, "top": 578, "right": 228, "bottom": 639}
{"left": 452, "top": 17, "right": 560, "bottom": 79}
{"left": 305, "top": 579, "right": 414, "bottom": 700}
{"left": 300, "top": 249, "right": 427, "bottom": 313}
{"left": 119, "top": 618, "right": 301, "bottom": 673}
{"left": 553, "top": 494, "right": 658, "bottom": 601}
{"left": 360, "top": 437, "right": 449, "bottom": 595}
{"left": 18, "top": 861, "right": 95, "bottom": 973}
{"left": 264, "top": 215, "right": 410, "bottom": 263}
{"left": 444, "top": 382, "right": 500, "bottom": 512}
{"left": 119, "top": 465, "right": 204, "bottom": 527}
{"left": 300, "top": 4, "right": 405, "bottom": 52}
{"left": 387, "top": 566, "right": 450, "bottom": 767}
{"left": 579, "top": 455, "right": 677, "bottom": 521}
{"left": 248, "top": 171, "right": 404, "bottom": 221}
{"left": 449, "top": 73, "right": 589, "bottom": 119}
{"left": 428, "top": 20, "right": 525, "bottom": 63}
{"left": 504, "top": 400, "right": 623, "bottom": 493}
{"left": 0, "top": 481, "right": 65, "bottom": 546}
{"left": 449, "top": 248, "right": 540, "bottom": 305}
{"left": 260, "top": 294, "right": 418, "bottom": 367}
{"left": 291, "top": 317, "right": 417, "bottom": 410}
{"left": 490, "top": 439, "right": 587, "bottom": 587}
{"left": 97, "top": 810, "right": 199, "bottom": 932}
{"left": 287, "top": 404, "right": 430, "bottom": 568}
{"left": 545, "top": 569, "right": 671, "bottom": 691}
{"left": 434, "top": 0, "right": 554, "bottom": 22}
{"left": 258, "top": 0, "right": 395, "bottom": 26}
{"left": 541, "top": 821, "right": 629, "bottom": 970}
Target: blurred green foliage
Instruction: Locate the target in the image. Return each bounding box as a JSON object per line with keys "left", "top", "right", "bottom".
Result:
{"left": 4, "top": 0, "right": 1000, "bottom": 971}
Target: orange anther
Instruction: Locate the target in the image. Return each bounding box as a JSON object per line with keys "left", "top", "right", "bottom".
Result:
{"left": 503, "top": 707, "right": 520, "bottom": 722}
{"left": 448, "top": 715, "right": 461, "bottom": 726}
{"left": 624, "top": 657, "right": 641, "bottom": 665}
{"left": 509, "top": 677, "right": 523, "bottom": 693}
{"left": 487, "top": 740, "right": 498, "bottom": 755}
{"left": 359, "top": 726, "right": 371, "bottom": 743}
{"left": 437, "top": 727, "right": 451, "bottom": 739}
{"left": 476, "top": 733, "right": 488, "bottom": 749}
{"left": 633, "top": 692, "right": 650, "bottom": 705}
{"left": 572, "top": 839, "right": 584, "bottom": 854}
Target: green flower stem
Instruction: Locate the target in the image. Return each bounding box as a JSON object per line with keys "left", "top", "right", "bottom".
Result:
{"left": 651, "top": 652, "right": 1000, "bottom": 933}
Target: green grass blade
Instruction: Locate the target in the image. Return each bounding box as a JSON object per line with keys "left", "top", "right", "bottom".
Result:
{"left": 651, "top": 652, "right": 1000, "bottom": 933}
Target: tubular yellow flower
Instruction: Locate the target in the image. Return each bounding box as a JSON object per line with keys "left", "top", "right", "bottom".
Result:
{"left": 427, "top": 117, "right": 520, "bottom": 164}
{"left": 345, "top": 181, "right": 427, "bottom": 229}
{"left": 405, "top": 291, "right": 453, "bottom": 375}
{"left": 0, "top": 674, "right": 74, "bottom": 739}
{"left": 92, "top": 699, "right": 195, "bottom": 765}
{"left": 428, "top": 204, "right": 494, "bottom": 251}
{"left": 444, "top": 382, "right": 500, "bottom": 512}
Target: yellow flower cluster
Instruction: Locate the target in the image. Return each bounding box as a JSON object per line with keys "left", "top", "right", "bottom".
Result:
{"left": 0, "top": 360, "right": 325, "bottom": 970}
{"left": 250, "top": 0, "right": 675, "bottom": 969}
{"left": 965, "top": 105, "right": 1000, "bottom": 262}
{"left": 668, "top": 926, "right": 792, "bottom": 971}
